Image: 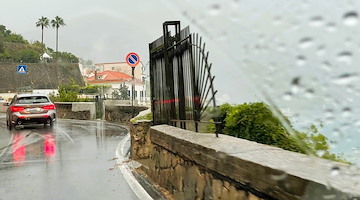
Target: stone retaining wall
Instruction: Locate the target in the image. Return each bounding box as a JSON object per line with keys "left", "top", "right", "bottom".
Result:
{"left": 130, "top": 121, "right": 360, "bottom": 200}
{"left": 55, "top": 102, "right": 94, "bottom": 120}
{"left": 105, "top": 106, "right": 147, "bottom": 123}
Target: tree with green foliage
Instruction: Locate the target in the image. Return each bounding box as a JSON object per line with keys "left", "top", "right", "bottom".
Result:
{"left": 5, "top": 33, "right": 28, "bottom": 44}
{"left": 0, "top": 30, "right": 4, "bottom": 54}
{"left": 19, "top": 49, "right": 41, "bottom": 63}
{"left": 112, "top": 83, "right": 129, "bottom": 100}
{"left": 80, "top": 84, "right": 100, "bottom": 94}
{"left": 52, "top": 51, "right": 78, "bottom": 63}
{"left": 36, "top": 16, "right": 50, "bottom": 46}
{"left": 51, "top": 16, "right": 66, "bottom": 53}
{"left": 50, "top": 79, "right": 80, "bottom": 102}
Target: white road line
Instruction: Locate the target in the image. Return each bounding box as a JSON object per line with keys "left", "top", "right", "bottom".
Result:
{"left": 115, "top": 134, "right": 153, "bottom": 200}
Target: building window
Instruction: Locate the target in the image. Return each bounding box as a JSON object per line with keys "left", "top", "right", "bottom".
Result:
{"left": 127, "top": 90, "right": 130, "bottom": 97}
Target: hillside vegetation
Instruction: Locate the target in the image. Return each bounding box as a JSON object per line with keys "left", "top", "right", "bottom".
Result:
{"left": 0, "top": 25, "right": 77, "bottom": 63}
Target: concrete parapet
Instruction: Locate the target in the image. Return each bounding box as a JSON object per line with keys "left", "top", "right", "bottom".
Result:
{"left": 130, "top": 123, "right": 360, "bottom": 200}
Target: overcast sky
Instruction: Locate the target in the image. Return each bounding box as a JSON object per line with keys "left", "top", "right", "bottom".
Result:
{"left": 3, "top": 0, "right": 360, "bottom": 109}
{"left": 0, "top": 0, "right": 261, "bottom": 104}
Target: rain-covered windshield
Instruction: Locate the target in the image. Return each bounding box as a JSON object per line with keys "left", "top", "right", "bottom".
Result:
{"left": 1, "top": 0, "right": 360, "bottom": 199}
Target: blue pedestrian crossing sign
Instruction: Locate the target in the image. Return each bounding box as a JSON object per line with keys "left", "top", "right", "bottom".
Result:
{"left": 17, "top": 65, "right": 27, "bottom": 74}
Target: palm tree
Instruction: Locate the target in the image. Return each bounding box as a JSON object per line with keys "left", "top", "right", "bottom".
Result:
{"left": 51, "top": 16, "right": 66, "bottom": 53}
{"left": 35, "top": 16, "right": 50, "bottom": 46}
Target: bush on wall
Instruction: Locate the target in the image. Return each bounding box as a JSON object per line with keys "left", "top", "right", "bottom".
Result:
{"left": 209, "top": 102, "right": 349, "bottom": 163}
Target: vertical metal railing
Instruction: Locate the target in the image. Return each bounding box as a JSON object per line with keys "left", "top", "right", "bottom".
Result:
{"left": 149, "top": 21, "right": 219, "bottom": 136}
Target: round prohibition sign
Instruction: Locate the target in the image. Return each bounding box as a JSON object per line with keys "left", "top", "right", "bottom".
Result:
{"left": 126, "top": 52, "right": 140, "bottom": 67}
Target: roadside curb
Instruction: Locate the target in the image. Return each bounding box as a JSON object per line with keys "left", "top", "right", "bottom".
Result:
{"left": 115, "top": 133, "right": 153, "bottom": 200}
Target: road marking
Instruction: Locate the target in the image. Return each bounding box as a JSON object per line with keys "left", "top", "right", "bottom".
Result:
{"left": 116, "top": 134, "right": 153, "bottom": 200}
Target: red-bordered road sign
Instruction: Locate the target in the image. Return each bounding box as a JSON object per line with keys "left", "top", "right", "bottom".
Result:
{"left": 126, "top": 52, "right": 140, "bottom": 67}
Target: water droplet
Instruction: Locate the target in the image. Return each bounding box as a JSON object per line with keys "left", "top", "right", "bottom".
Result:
{"left": 270, "top": 172, "right": 288, "bottom": 181}
{"left": 305, "top": 89, "right": 314, "bottom": 98}
{"left": 322, "top": 194, "right": 337, "bottom": 200}
{"left": 343, "top": 11, "right": 358, "bottom": 26}
{"left": 273, "top": 16, "right": 283, "bottom": 25}
{"left": 317, "top": 45, "right": 326, "bottom": 56}
{"left": 316, "top": 150, "right": 326, "bottom": 157}
{"left": 283, "top": 92, "right": 292, "bottom": 101}
{"left": 330, "top": 166, "right": 340, "bottom": 176}
{"left": 342, "top": 107, "right": 351, "bottom": 117}
{"left": 296, "top": 55, "right": 306, "bottom": 66}
{"left": 337, "top": 51, "right": 352, "bottom": 64}
{"left": 298, "top": 37, "right": 313, "bottom": 49}
{"left": 278, "top": 43, "right": 286, "bottom": 52}
{"left": 321, "top": 61, "right": 331, "bottom": 71}
{"left": 309, "top": 16, "right": 324, "bottom": 27}
{"left": 229, "top": 12, "right": 240, "bottom": 22}
{"left": 291, "top": 77, "right": 301, "bottom": 86}
{"left": 333, "top": 73, "right": 358, "bottom": 85}
{"left": 209, "top": 4, "right": 221, "bottom": 16}
{"left": 326, "top": 22, "right": 337, "bottom": 32}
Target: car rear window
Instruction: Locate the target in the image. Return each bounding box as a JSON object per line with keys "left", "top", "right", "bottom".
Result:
{"left": 17, "top": 96, "right": 50, "bottom": 104}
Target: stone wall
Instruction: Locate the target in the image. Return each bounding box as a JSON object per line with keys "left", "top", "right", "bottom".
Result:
{"left": 130, "top": 122, "right": 360, "bottom": 200}
{"left": 55, "top": 102, "right": 94, "bottom": 120}
{"left": 105, "top": 106, "right": 147, "bottom": 123}
{"left": 0, "top": 62, "right": 84, "bottom": 92}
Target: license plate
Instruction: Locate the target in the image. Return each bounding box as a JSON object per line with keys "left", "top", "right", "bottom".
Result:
{"left": 27, "top": 108, "right": 41, "bottom": 113}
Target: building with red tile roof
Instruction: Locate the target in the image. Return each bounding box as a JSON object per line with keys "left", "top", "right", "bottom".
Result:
{"left": 86, "top": 70, "right": 146, "bottom": 102}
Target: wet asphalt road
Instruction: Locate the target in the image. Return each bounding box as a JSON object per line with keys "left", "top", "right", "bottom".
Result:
{"left": 0, "top": 117, "right": 139, "bottom": 200}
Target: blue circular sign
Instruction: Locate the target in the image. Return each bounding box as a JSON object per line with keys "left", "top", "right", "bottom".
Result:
{"left": 126, "top": 52, "right": 140, "bottom": 67}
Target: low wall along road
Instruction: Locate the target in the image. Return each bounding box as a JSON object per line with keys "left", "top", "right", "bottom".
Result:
{"left": 130, "top": 120, "right": 360, "bottom": 200}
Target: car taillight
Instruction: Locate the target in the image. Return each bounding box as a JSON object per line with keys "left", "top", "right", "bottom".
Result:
{"left": 11, "top": 106, "right": 25, "bottom": 112}
{"left": 42, "top": 104, "right": 55, "bottom": 110}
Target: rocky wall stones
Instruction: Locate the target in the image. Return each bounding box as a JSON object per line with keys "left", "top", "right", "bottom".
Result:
{"left": 55, "top": 103, "right": 91, "bottom": 120}
{"left": 142, "top": 142, "right": 266, "bottom": 200}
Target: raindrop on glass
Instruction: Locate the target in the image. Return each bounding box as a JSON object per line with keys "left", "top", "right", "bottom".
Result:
{"left": 321, "top": 61, "right": 331, "bottom": 71}
{"left": 316, "top": 150, "right": 326, "bottom": 157}
{"left": 309, "top": 16, "right": 324, "bottom": 27}
{"left": 337, "top": 51, "right": 352, "bottom": 64}
{"left": 209, "top": 4, "right": 221, "bottom": 16}
{"left": 305, "top": 89, "right": 314, "bottom": 98}
{"left": 283, "top": 92, "right": 292, "bottom": 101}
{"left": 330, "top": 166, "right": 340, "bottom": 176}
{"left": 273, "top": 16, "right": 283, "bottom": 25}
{"left": 326, "top": 22, "right": 337, "bottom": 32}
{"left": 278, "top": 43, "right": 286, "bottom": 52}
{"left": 298, "top": 37, "right": 313, "bottom": 49}
{"left": 270, "top": 173, "right": 288, "bottom": 181}
{"left": 343, "top": 11, "right": 358, "bottom": 26}
{"left": 296, "top": 55, "right": 306, "bottom": 66}
{"left": 291, "top": 77, "right": 301, "bottom": 86}
{"left": 333, "top": 73, "right": 358, "bottom": 85}
{"left": 342, "top": 107, "right": 351, "bottom": 117}
{"left": 316, "top": 45, "right": 326, "bottom": 56}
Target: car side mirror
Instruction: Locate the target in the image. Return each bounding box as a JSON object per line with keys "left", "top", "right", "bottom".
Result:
{"left": 3, "top": 102, "right": 9, "bottom": 106}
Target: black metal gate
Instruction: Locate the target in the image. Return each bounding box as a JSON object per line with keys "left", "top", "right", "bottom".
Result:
{"left": 149, "top": 21, "right": 218, "bottom": 135}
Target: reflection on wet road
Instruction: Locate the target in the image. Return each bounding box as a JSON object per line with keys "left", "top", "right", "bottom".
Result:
{"left": 0, "top": 119, "right": 139, "bottom": 200}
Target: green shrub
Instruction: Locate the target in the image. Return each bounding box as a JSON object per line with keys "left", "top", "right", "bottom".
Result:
{"left": 210, "top": 102, "right": 349, "bottom": 164}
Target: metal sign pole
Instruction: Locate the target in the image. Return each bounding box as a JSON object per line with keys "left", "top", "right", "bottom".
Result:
{"left": 125, "top": 52, "right": 140, "bottom": 118}
{"left": 132, "top": 66, "right": 135, "bottom": 117}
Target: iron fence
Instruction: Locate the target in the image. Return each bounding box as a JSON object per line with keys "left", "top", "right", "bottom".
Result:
{"left": 149, "top": 21, "right": 220, "bottom": 136}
